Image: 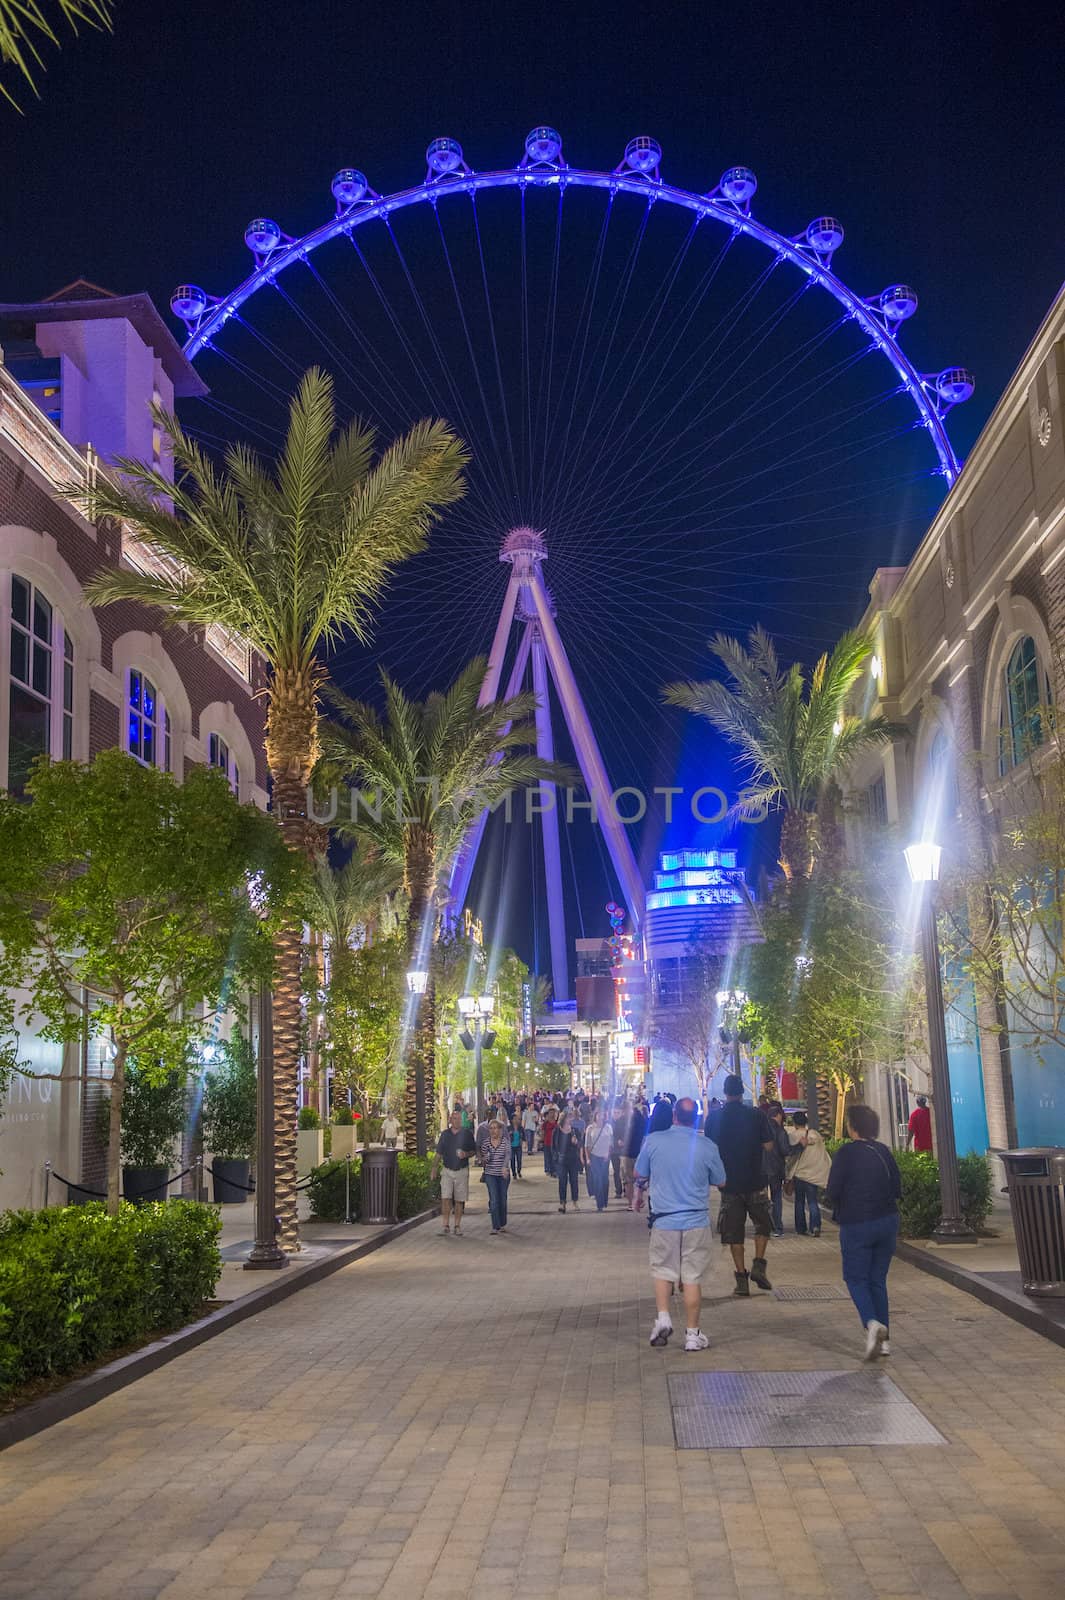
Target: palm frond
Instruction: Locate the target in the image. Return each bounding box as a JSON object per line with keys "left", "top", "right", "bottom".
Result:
{"left": 1, "top": 0, "right": 111, "bottom": 109}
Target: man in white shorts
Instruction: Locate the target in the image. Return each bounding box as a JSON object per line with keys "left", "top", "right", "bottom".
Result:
{"left": 429, "top": 1108, "right": 476, "bottom": 1235}
{"left": 632, "top": 1097, "right": 725, "bottom": 1351}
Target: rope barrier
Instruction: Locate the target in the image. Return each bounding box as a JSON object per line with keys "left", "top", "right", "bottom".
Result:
{"left": 207, "top": 1162, "right": 256, "bottom": 1194}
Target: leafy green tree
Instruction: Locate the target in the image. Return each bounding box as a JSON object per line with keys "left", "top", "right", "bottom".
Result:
{"left": 77, "top": 370, "right": 466, "bottom": 1246}
{"left": 323, "top": 933, "right": 406, "bottom": 1119}
{"left": 0, "top": 752, "right": 294, "bottom": 1213}
{"left": 323, "top": 658, "right": 572, "bottom": 1153}
{"left": 664, "top": 626, "right": 895, "bottom": 881}
{"left": 744, "top": 852, "right": 920, "bottom": 1135}
{"left": 201, "top": 1035, "right": 258, "bottom": 1162}
{"left": 432, "top": 930, "right": 487, "bottom": 1128}
{"left": 1, "top": 1, "right": 111, "bottom": 110}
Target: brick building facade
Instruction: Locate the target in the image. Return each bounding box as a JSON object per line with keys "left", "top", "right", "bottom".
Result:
{"left": 0, "top": 284, "right": 267, "bottom": 1208}
{"left": 843, "top": 279, "right": 1065, "bottom": 1158}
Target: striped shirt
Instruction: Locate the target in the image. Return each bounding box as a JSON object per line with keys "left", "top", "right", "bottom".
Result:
{"left": 478, "top": 1132, "right": 511, "bottom": 1177}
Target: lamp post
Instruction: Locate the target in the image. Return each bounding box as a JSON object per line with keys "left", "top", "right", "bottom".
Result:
{"left": 717, "top": 988, "right": 748, "bottom": 1091}
{"left": 904, "top": 841, "right": 976, "bottom": 1242}
{"left": 458, "top": 994, "right": 495, "bottom": 1121}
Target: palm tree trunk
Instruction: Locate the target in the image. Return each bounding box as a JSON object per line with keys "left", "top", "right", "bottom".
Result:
{"left": 403, "top": 827, "right": 436, "bottom": 1157}
{"left": 779, "top": 808, "right": 815, "bottom": 881}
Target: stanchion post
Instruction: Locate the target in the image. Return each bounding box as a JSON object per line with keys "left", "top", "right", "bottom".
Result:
{"left": 345, "top": 1153, "right": 353, "bottom": 1225}
{"left": 44, "top": 1159, "right": 51, "bottom": 1209}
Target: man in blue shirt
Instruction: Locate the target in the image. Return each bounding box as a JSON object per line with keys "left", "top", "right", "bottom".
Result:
{"left": 633, "top": 1097, "right": 726, "bottom": 1351}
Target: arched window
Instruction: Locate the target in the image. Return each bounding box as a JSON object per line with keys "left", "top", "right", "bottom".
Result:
{"left": 999, "top": 635, "right": 1051, "bottom": 774}
{"left": 208, "top": 731, "right": 240, "bottom": 796}
{"left": 8, "top": 573, "right": 74, "bottom": 795}
{"left": 127, "top": 670, "right": 171, "bottom": 772}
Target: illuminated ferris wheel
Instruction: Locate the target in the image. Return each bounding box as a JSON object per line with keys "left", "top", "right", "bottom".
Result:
{"left": 167, "top": 128, "right": 973, "bottom": 973}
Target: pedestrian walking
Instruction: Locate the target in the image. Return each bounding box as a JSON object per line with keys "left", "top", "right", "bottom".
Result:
{"left": 556, "top": 1112, "right": 584, "bottom": 1212}
{"left": 522, "top": 1101, "right": 539, "bottom": 1154}
{"left": 706, "top": 1074, "right": 775, "bottom": 1295}
{"left": 510, "top": 1112, "right": 524, "bottom": 1178}
{"left": 633, "top": 1097, "right": 725, "bottom": 1350}
{"left": 541, "top": 1105, "right": 559, "bottom": 1175}
{"left": 621, "top": 1098, "right": 648, "bottom": 1200}
{"left": 610, "top": 1102, "right": 628, "bottom": 1197}
{"left": 787, "top": 1112, "right": 832, "bottom": 1236}
{"left": 906, "top": 1094, "right": 933, "bottom": 1153}
{"left": 429, "top": 1109, "right": 476, "bottom": 1236}
{"left": 477, "top": 1118, "right": 512, "bottom": 1234}
{"left": 585, "top": 1105, "right": 614, "bottom": 1211}
{"left": 825, "top": 1104, "right": 902, "bottom": 1360}
{"left": 381, "top": 1110, "right": 400, "bottom": 1149}
{"left": 764, "top": 1102, "right": 791, "bottom": 1236}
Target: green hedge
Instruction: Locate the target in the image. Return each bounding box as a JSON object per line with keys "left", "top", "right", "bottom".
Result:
{"left": 307, "top": 1155, "right": 438, "bottom": 1223}
{"left": 817, "top": 1140, "right": 994, "bottom": 1237}
{"left": 0, "top": 1200, "right": 221, "bottom": 1394}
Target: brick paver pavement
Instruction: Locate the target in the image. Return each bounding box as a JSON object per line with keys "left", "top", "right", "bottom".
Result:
{"left": 2, "top": 1165, "right": 1065, "bottom": 1600}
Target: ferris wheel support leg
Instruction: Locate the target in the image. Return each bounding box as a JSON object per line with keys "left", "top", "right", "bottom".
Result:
{"left": 531, "top": 630, "right": 570, "bottom": 1003}
{"left": 446, "top": 622, "right": 533, "bottom": 921}
{"left": 478, "top": 567, "right": 521, "bottom": 707}
{"left": 527, "top": 570, "right": 645, "bottom": 934}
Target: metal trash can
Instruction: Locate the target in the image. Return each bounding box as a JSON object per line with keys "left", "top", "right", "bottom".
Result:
{"left": 1001, "top": 1148, "right": 1065, "bottom": 1298}
{"left": 361, "top": 1147, "right": 399, "bottom": 1225}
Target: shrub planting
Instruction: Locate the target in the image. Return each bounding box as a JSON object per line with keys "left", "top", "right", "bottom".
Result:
{"left": 0, "top": 1200, "right": 221, "bottom": 1394}
{"left": 306, "top": 1155, "right": 438, "bottom": 1223}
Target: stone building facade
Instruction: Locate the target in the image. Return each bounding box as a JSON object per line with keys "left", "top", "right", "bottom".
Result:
{"left": 0, "top": 284, "right": 267, "bottom": 1209}
{"left": 844, "top": 279, "right": 1065, "bottom": 1155}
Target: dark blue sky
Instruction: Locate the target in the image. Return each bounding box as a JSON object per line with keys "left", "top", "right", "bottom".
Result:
{"left": 4, "top": 0, "right": 1063, "bottom": 971}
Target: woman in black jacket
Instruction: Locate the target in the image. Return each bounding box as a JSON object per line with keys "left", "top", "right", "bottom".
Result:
{"left": 825, "top": 1103, "right": 903, "bottom": 1361}
{"left": 556, "top": 1113, "right": 584, "bottom": 1212}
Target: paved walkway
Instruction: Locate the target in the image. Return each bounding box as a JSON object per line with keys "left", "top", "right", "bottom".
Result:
{"left": 2, "top": 1167, "right": 1065, "bottom": 1600}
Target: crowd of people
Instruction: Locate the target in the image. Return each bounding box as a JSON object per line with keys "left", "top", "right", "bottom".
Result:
{"left": 427, "top": 1077, "right": 903, "bottom": 1362}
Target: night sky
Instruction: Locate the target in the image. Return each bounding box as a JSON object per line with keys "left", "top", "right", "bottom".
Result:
{"left": 4, "top": 1, "right": 1064, "bottom": 976}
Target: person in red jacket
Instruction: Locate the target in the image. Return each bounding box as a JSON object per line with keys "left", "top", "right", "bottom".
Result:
{"left": 907, "top": 1096, "right": 933, "bottom": 1154}
{"left": 541, "top": 1105, "right": 559, "bottom": 1176}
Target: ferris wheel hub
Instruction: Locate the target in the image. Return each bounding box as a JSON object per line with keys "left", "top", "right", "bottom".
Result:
{"left": 500, "top": 525, "right": 548, "bottom": 568}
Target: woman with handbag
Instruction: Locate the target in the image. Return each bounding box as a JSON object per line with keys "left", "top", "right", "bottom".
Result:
{"left": 478, "top": 1118, "right": 512, "bottom": 1234}
{"left": 825, "top": 1103, "right": 902, "bottom": 1360}
{"left": 556, "top": 1112, "right": 584, "bottom": 1212}
{"left": 787, "top": 1111, "right": 832, "bottom": 1236}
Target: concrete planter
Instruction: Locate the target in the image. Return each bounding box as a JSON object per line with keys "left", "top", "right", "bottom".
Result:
{"left": 330, "top": 1126, "right": 359, "bottom": 1162}
{"left": 296, "top": 1128, "right": 325, "bottom": 1176}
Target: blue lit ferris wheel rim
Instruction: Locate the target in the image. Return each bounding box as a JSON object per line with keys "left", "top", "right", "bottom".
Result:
{"left": 174, "top": 140, "right": 968, "bottom": 484}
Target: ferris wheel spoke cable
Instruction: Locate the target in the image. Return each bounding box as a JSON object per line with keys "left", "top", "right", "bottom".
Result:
{"left": 470, "top": 193, "right": 522, "bottom": 512}
{"left": 303, "top": 258, "right": 431, "bottom": 430}
{"left": 530, "top": 188, "right": 566, "bottom": 522}
{"left": 270, "top": 282, "right": 410, "bottom": 436}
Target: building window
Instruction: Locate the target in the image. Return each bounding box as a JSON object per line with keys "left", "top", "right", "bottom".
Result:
{"left": 999, "top": 635, "right": 1051, "bottom": 774}
{"left": 208, "top": 731, "right": 239, "bottom": 796}
{"left": 866, "top": 773, "right": 888, "bottom": 827}
{"left": 8, "top": 573, "right": 72, "bottom": 795}
{"left": 128, "top": 671, "right": 165, "bottom": 768}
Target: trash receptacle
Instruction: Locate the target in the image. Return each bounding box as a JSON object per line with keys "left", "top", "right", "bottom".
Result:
{"left": 1001, "top": 1148, "right": 1065, "bottom": 1298}
{"left": 361, "top": 1147, "right": 399, "bottom": 1225}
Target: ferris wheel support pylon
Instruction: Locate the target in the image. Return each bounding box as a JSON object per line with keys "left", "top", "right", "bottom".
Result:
{"left": 531, "top": 624, "right": 569, "bottom": 1005}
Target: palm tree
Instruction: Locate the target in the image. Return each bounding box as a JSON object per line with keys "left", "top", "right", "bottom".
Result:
{"left": 664, "top": 626, "right": 895, "bottom": 882}
{"left": 305, "top": 848, "right": 405, "bottom": 1118}
{"left": 322, "top": 658, "right": 574, "bottom": 1153}
{"left": 1, "top": 2, "right": 112, "bottom": 109}
{"left": 78, "top": 369, "right": 467, "bottom": 1246}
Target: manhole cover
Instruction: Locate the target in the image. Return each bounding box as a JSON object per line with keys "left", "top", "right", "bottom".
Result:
{"left": 667, "top": 1370, "right": 946, "bottom": 1449}
{"left": 772, "top": 1285, "right": 850, "bottom": 1301}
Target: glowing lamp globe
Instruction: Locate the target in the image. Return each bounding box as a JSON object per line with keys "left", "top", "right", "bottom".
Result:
{"left": 457, "top": 995, "right": 477, "bottom": 1017}
{"left": 406, "top": 969, "right": 428, "bottom": 995}
{"left": 904, "top": 842, "right": 942, "bottom": 884}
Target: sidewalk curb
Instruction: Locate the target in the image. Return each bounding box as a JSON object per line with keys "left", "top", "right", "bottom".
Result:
{"left": 896, "top": 1239, "right": 1065, "bottom": 1351}
{"left": 0, "top": 1205, "right": 439, "bottom": 1453}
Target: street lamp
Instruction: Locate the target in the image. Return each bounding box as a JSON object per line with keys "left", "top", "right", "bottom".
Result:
{"left": 717, "top": 987, "right": 748, "bottom": 1088}
{"left": 406, "top": 968, "right": 428, "bottom": 995}
{"left": 905, "top": 840, "right": 976, "bottom": 1242}
{"left": 458, "top": 994, "right": 495, "bottom": 1120}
